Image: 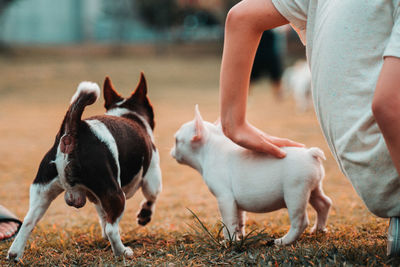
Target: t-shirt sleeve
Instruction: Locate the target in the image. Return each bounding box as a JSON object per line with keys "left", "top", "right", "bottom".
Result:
{"left": 271, "top": 0, "right": 309, "bottom": 45}
{"left": 383, "top": 2, "right": 400, "bottom": 58}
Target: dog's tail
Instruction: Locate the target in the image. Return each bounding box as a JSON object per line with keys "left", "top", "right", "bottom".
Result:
{"left": 59, "top": 82, "right": 100, "bottom": 154}
{"left": 308, "top": 147, "right": 326, "bottom": 161}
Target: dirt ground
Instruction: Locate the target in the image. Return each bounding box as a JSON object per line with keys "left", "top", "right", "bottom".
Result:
{"left": 0, "top": 51, "right": 389, "bottom": 265}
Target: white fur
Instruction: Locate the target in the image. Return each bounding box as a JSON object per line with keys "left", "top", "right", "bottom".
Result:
{"left": 8, "top": 181, "right": 63, "bottom": 261}
{"left": 282, "top": 60, "right": 312, "bottom": 112}
{"left": 85, "top": 119, "right": 121, "bottom": 186}
{"left": 137, "top": 148, "right": 162, "bottom": 225}
{"left": 95, "top": 203, "right": 108, "bottom": 239}
{"left": 104, "top": 210, "right": 133, "bottom": 257}
{"left": 53, "top": 135, "right": 70, "bottom": 189}
{"left": 106, "top": 108, "right": 155, "bottom": 142}
{"left": 106, "top": 107, "right": 131, "bottom": 117}
{"left": 141, "top": 149, "right": 162, "bottom": 201}
{"left": 171, "top": 110, "right": 331, "bottom": 244}
{"left": 70, "top": 81, "right": 100, "bottom": 104}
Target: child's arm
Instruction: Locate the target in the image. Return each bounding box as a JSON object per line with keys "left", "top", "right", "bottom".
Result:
{"left": 372, "top": 56, "right": 400, "bottom": 176}
{"left": 220, "top": 0, "right": 304, "bottom": 158}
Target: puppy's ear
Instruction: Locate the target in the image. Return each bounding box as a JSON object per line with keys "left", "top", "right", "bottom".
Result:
{"left": 103, "top": 76, "right": 123, "bottom": 109}
{"left": 192, "top": 105, "right": 205, "bottom": 143}
{"left": 131, "top": 72, "right": 148, "bottom": 100}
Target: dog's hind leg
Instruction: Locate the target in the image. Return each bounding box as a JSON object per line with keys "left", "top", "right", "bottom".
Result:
{"left": 309, "top": 183, "right": 332, "bottom": 233}
{"left": 97, "top": 188, "right": 133, "bottom": 258}
{"left": 275, "top": 190, "right": 310, "bottom": 245}
{"left": 7, "top": 180, "right": 63, "bottom": 262}
{"left": 137, "top": 151, "right": 162, "bottom": 226}
{"left": 95, "top": 204, "right": 108, "bottom": 240}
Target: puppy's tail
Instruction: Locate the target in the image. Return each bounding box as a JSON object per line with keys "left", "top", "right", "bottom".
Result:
{"left": 308, "top": 147, "right": 326, "bottom": 161}
{"left": 59, "top": 82, "right": 100, "bottom": 154}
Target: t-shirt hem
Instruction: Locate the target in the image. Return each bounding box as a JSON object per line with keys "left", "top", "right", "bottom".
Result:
{"left": 271, "top": 0, "right": 307, "bottom": 44}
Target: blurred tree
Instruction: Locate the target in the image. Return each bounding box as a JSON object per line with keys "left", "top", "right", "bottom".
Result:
{"left": 136, "top": 0, "right": 181, "bottom": 31}
{"left": 0, "top": 0, "right": 16, "bottom": 15}
{"left": 101, "top": 0, "right": 238, "bottom": 48}
{"left": 0, "top": 0, "right": 18, "bottom": 52}
{"left": 102, "top": 0, "right": 134, "bottom": 42}
{"left": 136, "top": 0, "right": 226, "bottom": 43}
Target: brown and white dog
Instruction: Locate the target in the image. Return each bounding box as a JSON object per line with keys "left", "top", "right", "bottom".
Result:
{"left": 7, "top": 74, "right": 162, "bottom": 261}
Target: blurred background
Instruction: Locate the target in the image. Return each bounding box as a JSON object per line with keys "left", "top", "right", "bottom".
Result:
{"left": 1, "top": 1, "right": 381, "bottom": 265}
{"left": 0, "top": 0, "right": 309, "bottom": 112}
{"left": 0, "top": 0, "right": 305, "bottom": 57}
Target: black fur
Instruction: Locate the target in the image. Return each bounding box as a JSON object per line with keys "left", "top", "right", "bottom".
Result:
{"left": 32, "top": 74, "right": 156, "bottom": 224}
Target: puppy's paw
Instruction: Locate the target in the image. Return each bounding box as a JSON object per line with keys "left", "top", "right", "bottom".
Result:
{"left": 123, "top": 247, "right": 134, "bottom": 258}
{"left": 137, "top": 214, "right": 151, "bottom": 226}
{"left": 137, "top": 206, "right": 152, "bottom": 226}
{"left": 7, "top": 250, "right": 22, "bottom": 262}
{"left": 310, "top": 226, "right": 327, "bottom": 234}
{"left": 274, "top": 238, "right": 284, "bottom": 246}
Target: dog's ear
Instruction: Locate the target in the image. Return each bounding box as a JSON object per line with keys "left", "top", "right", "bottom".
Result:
{"left": 131, "top": 72, "right": 148, "bottom": 100}
{"left": 192, "top": 105, "right": 205, "bottom": 143}
{"left": 103, "top": 76, "right": 123, "bottom": 109}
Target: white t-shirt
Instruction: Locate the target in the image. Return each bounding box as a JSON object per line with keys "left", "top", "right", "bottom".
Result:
{"left": 272, "top": 0, "right": 400, "bottom": 217}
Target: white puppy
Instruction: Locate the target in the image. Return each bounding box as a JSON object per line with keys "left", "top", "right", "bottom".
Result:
{"left": 171, "top": 106, "right": 331, "bottom": 245}
{"left": 282, "top": 60, "right": 312, "bottom": 112}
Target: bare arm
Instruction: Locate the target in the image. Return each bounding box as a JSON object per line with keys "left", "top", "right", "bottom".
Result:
{"left": 220, "top": 0, "right": 304, "bottom": 158}
{"left": 372, "top": 56, "right": 400, "bottom": 176}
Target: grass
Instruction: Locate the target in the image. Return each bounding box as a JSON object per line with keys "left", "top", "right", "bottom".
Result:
{"left": 0, "top": 48, "right": 397, "bottom": 266}
{"left": 0, "top": 210, "right": 392, "bottom": 266}
{"left": 185, "top": 209, "right": 389, "bottom": 266}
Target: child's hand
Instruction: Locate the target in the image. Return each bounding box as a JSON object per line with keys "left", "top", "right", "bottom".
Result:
{"left": 219, "top": 0, "right": 296, "bottom": 158}
{"left": 222, "top": 121, "right": 304, "bottom": 158}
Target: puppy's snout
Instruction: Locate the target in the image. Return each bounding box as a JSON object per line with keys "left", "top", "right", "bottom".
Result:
{"left": 170, "top": 147, "right": 184, "bottom": 163}
{"left": 170, "top": 147, "right": 176, "bottom": 159}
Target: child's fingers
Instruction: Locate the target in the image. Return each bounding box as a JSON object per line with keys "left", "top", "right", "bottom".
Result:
{"left": 268, "top": 136, "right": 305, "bottom": 148}
{"left": 260, "top": 139, "right": 287, "bottom": 158}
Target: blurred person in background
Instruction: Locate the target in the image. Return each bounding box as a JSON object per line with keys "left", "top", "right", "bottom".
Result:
{"left": 250, "top": 30, "right": 284, "bottom": 99}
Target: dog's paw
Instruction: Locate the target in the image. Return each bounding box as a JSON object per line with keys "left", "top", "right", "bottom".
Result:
{"left": 310, "top": 226, "right": 328, "bottom": 234}
{"left": 266, "top": 239, "right": 275, "bottom": 246}
{"left": 137, "top": 218, "right": 151, "bottom": 226}
{"left": 7, "top": 250, "right": 22, "bottom": 262}
{"left": 123, "top": 247, "right": 134, "bottom": 258}
{"left": 137, "top": 208, "right": 152, "bottom": 226}
{"left": 274, "top": 238, "right": 284, "bottom": 246}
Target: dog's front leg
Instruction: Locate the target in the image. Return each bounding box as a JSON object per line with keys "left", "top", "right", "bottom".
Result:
{"left": 8, "top": 180, "right": 63, "bottom": 262}
{"left": 217, "top": 195, "right": 239, "bottom": 241}
{"left": 137, "top": 151, "right": 162, "bottom": 226}
{"left": 237, "top": 209, "right": 246, "bottom": 239}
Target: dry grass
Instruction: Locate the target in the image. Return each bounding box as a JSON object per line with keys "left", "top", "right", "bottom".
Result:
{"left": 0, "top": 50, "right": 394, "bottom": 266}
